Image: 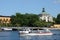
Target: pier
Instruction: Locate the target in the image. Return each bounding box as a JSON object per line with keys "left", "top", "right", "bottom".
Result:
{"left": 0, "top": 27, "right": 60, "bottom": 31}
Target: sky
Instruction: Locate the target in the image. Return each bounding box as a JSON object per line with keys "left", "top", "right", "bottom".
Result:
{"left": 0, "top": 0, "right": 60, "bottom": 17}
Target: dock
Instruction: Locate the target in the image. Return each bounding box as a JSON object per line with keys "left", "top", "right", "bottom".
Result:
{"left": 0, "top": 27, "right": 60, "bottom": 31}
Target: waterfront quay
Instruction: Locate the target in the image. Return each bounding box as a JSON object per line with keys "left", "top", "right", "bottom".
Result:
{"left": 0, "top": 27, "right": 41, "bottom": 30}
{"left": 0, "top": 27, "right": 60, "bottom": 31}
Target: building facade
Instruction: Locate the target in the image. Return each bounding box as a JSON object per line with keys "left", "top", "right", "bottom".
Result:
{"left": 39, "top": 8, "right": 53, "bottom": 22}
{"left": 51, "top": 24, "right": 60, "bottom": 28}
{"left": 0, "top": 16, "right": 11, "bottom": 23}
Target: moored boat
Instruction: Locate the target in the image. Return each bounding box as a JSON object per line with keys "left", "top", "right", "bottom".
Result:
{"left": 1, "top": 28, "right": 12, "bottom": 31}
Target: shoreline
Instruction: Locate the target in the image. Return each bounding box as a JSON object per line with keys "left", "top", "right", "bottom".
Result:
{"left": 1, "top": 27, "right": 60, "bottom": 31}
{"left": 48, "top": 28, "right": 60, "bottom": 30}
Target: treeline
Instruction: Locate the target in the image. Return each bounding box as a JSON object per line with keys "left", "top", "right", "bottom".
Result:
{"left": 10, "top": 13, "right": 53, "bottom": 27}
{"left": 54, "top": 14, "right": 60, "bottom": 24}
{"left": 0, "top": 12, "right": 60, "bottom": 27}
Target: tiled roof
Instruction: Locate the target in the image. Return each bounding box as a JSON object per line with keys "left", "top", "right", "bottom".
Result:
{"left": 0, "top": 15, "right": 11, "bottom": 17}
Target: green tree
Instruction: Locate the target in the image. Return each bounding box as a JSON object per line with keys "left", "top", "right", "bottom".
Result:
{"left": 10, "top": 12, "right": 53, "bottom": 27}
{"left": 56, "top": 14, "right": 60, "bottom": 24}
{"left": 10, "top": 15, "right": 16, "bottom": 26}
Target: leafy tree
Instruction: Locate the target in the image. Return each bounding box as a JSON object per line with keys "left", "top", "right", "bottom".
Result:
{"left": 10, "top": 15, "right": 16, "bottom": 26}
{"left": 10, "top": 13, "right": 39, "bottom": 27}
{"left": 56, "top": 14, "right": 60, "bottom": 24}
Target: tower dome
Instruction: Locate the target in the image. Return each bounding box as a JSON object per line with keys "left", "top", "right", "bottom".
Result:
{"left": 41, "top": 8, "right": 49, "bottom": 14}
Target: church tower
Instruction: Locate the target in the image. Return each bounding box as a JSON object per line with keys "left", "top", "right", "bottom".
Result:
{"left": 39, "top": 8, "right": 53, "bottom": 22}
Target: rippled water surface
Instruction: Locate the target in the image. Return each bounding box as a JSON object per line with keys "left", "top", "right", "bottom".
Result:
{"left": 0, "top": 29, "right": 60, "bottom": 40}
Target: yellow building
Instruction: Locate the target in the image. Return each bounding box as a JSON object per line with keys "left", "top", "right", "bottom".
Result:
{"left": 0, "top": 16, "right": 11, "bottom": 23}
{"left": 51, "top": 24, "right": 60, "bottom": 28}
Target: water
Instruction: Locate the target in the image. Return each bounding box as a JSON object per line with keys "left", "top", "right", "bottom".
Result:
{"left": 0, "top": 31, "right": 20, "bottom": 40}
{"left": 0, "top": 29, "right": 60, "bottom": 40}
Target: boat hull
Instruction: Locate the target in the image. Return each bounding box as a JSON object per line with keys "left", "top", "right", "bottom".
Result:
{"left": 20, "top": 33, "right": 53, "bottom": 36}
{"left": 2, "top": 28, "right": 12, "bottom": 31}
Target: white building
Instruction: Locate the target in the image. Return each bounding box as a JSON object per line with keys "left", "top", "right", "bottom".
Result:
{"left": 39, "top": 8, "right": 53, "bottom": 22}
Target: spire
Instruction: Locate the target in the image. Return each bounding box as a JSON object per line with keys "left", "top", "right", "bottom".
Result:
{"left": 42, "top": 8, "right": 45, "bottom": 12}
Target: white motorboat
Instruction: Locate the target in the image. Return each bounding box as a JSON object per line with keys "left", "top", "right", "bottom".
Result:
{"left": 19, "top": 28, "right": 53, "bottom": 36}
{"left": 2, "top": 28, "right": 12, "bottom": 31}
